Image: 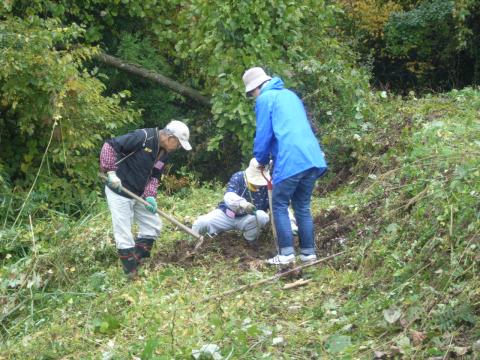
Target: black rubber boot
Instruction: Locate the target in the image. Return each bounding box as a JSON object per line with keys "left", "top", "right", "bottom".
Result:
{"left": 118, "top": 248, "right": 139, "bottom": 279}
{"left": 135, "top": 238, "right": 155, "bottom": 264}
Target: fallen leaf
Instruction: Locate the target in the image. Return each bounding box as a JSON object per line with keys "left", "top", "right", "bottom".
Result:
{"left": 287, "top": 305, "right": 302, "bottom": 312}
{"left": 272, "top": 337, "right": 284, "bottom": 346}
{"left": 121, "top": 294, "right": 135, "bottom": 304}
{"left": 452, "top": 346, "right": 468, "bottom": 356}
{"left": 383, "top": 308, "right": 402, "bottom": 324}
{"left": 410, "top": 330, "right": 426, "bottom": 345}
{"left": 396, "top": 335, "right": 411, "bottom": 352}
{"left": 473, "top": 339, "right": 480, "bottom": 352}
{"left": 389, "top": 345, "right": 400, "bottom": 355}
{"left": 247, "top": 259, "right": 264, "bottom": 270}
{"left": 192, "top": 344, "right": 222, "bottom": 360}
{"left": 325, "top": 335, "right": 351, "bottom": 353}
{"left": 374, "top": 350, "right": 387, "bottom": 359}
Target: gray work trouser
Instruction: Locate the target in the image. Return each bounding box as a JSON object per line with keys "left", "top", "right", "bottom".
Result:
{"left": 192, "top": 209, "right": 269, "bottom": 241}
{"left": 105, "top": 186, "right": 162, "bottom": 249}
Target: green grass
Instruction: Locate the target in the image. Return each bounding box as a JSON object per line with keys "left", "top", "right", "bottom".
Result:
{"left": 1, "top": 88, "right": 479, "bottom": 359}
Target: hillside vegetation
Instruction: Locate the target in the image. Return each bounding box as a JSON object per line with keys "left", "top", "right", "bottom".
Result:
{"left": 1, "top": 1, "right": 479, "bottom": 358}
{"left": 1, "top": 88, "right": 478, "bottom": 358}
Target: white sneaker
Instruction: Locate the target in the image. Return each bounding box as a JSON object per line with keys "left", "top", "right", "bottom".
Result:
{"left": 266, "top": 254, "right": 295, "bottom": 265}
{"left": 299, "top": 254, "right": 317, "bottom": 262}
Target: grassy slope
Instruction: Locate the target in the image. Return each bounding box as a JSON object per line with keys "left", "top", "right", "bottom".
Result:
{"left": 1, "top": 88, "right": 479, "bottom": 359}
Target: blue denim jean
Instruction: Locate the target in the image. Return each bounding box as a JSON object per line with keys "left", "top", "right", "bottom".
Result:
{"left": 272, "top": 168, "right": 319, "bottom": 256}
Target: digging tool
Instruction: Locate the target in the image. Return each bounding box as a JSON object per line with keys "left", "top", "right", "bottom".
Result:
{"left": 261, "top": 168, "right": 279, "bottom": 254}
{"left": 99, "top": 173, "right": 204, "bottom": 256}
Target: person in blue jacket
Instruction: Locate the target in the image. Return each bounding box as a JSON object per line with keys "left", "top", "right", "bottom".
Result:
{"left": 242, "top": 67, "right": 328, "bottom": 265}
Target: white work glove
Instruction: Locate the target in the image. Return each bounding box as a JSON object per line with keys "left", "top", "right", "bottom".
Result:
{"left": 239, "top": 200, "right": 256, "bottom": 214}
{"left": 107, "top": 171, "right": 122, "bottom": 190}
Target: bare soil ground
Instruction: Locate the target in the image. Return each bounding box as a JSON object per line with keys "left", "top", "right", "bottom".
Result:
{"left": 150, "top": 208, "right": 356, "bottom": 270}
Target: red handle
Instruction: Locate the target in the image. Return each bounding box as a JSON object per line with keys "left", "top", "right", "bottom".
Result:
{"left": 261, "top": 168, "right": 273, "bottom": 190}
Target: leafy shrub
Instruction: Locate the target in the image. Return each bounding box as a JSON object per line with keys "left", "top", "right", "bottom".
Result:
{"left": 155, "top": 0, "right": 372, "bottom": 157}
{"left": 385, "top": 0, "right": 455, "bottom": 59}
{"left": 0, "top": 17, "right": 138, "bottom": 218}
{"left": 383, "top": 0, "right": 480, "bottom": 90}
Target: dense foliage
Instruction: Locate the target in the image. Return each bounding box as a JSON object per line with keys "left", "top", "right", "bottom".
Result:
{"left": 338, "top": 0, "right": 480, "bottom": 91}
{"left": 384, "top": 0, "right": 463, "bottom": 89}
{"left": 166, "top": 0, "right": 370, "bottom": 155}
{"left": 0, "top": 17, "right": 137, "bottom": 218}
{"left": 1, "top": 0, "right": 373, "bottom": 213}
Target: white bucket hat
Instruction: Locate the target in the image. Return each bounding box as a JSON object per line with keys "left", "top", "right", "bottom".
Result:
{"left": 166, "top": 120, "right": 192, "bottom": 151}
{"left": 244, "top": 158, "right": 270, "bottom": 186}
{"left": 242, "top": 67, "right": 272, "bottom": 93}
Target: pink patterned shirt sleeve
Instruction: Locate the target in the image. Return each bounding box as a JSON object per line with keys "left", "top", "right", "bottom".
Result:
{"left": 100, "top": 143, "right": 118, "bottom": 172}
{"left": 142, "top": 177, "right": 160, "bottom": 198}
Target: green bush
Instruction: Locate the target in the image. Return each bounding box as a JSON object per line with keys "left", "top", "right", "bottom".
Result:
{"left": 166, "top": 0, "right": 372, "bottom": 156}
{"left": 0, "top": 17, "right": 138, "bottom": 218}
{"left": 383, "top": 0, "right": 479, "bottom": 89}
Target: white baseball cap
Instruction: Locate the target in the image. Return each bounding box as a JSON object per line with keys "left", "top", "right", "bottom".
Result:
{"left": 166, "top": 120, "right": 192, "bottom": 151}
{"left": 242, "top": 67, "right": 272, "bottom": 93}
{"left": 244, "top": 158, "right": 270, "bottom": 186}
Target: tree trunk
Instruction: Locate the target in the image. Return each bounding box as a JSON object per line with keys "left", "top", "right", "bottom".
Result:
{"left": 97, "top": 53, "right": 211, "bottom": 107}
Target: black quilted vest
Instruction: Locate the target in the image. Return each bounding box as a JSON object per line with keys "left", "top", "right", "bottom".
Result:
{"left": 107, "top": 128, "right": 168, "bottom": 198}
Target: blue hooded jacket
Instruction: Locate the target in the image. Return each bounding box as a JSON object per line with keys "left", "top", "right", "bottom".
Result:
{"left": 253, "top": 77, "right": 327, "bottom": 184}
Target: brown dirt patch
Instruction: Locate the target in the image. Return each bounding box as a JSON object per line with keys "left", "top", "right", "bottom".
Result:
{"left": 150, "top": 231, "right": 277, "bottom": 269}
{"left": 313, "top": 208, "right": 356, "bottom": 257}
{"left": 316, "top": 166, "right": 352, "bottom": 195}
{"left": 149, "top": 207, "right": 361, "bottom": 269}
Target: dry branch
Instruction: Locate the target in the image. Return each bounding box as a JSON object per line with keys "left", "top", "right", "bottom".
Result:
{"left": 283, "top": 278, "right": 312, "bottom": 290}
{"left": 197, "top": 251, "right": 346, "bottom": 304}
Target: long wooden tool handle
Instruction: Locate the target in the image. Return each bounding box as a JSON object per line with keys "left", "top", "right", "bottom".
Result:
{"left": 99, "top": 173, "right": 202, "bottom": 240}
{"left": 262, "top": 168, "right": 279, "bottom": 253}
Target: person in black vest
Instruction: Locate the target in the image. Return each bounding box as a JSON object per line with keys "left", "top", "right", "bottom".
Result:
{"left": 99, "top": 120, "right": 192, "bottom": 278}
